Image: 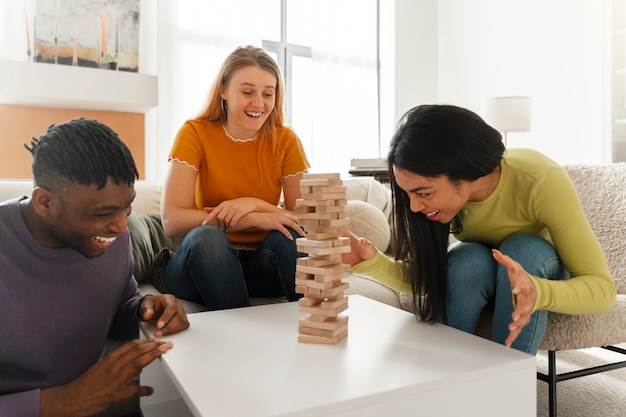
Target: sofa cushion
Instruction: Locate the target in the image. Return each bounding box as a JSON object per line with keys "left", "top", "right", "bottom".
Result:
{"left": 344, "top": 177, "right": 392, "bottom": 221}
{"left": 132, "top": 181, "right": 163, "bottom": 216}
{"left": 345, "top": 200, "right": 391, "bottom": 253}
{"left": 127, "top": 212, "right": 182, "bottom": 283}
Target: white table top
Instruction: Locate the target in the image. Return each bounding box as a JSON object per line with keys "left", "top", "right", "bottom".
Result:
{"left": 141, "top": 295, "right": 534, "bottom": 417}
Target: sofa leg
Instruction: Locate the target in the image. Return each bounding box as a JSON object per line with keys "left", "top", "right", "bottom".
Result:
{"left": 547, "top": 350, "right": 557, "bottom": 417}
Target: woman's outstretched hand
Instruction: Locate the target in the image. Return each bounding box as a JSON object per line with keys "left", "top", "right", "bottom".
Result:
{"left": 492, "top": 249, "right": 538, "bottom": 348}
{"left": 340, "top": 231, "right": 377, "bottom": 267}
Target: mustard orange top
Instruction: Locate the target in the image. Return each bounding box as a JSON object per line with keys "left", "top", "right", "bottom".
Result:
{"left": 169, "top": 119, "right": 310, "bottom": 248}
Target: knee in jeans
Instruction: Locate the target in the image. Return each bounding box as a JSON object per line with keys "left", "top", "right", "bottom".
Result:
{"left": 449, "top": 242, "right": 494, "bottom": 269}
{"left": 183, "top": 225, "right": 232, "bottom": 254}
{"left": 499, "top": 234, "right": 564, "bottom": 278}
{"left": 448, "top": 242, "right": 496, "bottom": 286}
{"left": 499, "top": 234, "right": 552, "bottom": 254}
{"left": 264, "top": 229, "right": 298, "bottom": 252}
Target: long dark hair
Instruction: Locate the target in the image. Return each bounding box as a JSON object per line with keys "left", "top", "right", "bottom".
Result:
{"left": 388, "top": 104, "right": 504, "bottom": 322}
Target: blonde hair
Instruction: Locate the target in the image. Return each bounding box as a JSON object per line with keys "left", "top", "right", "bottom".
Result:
{"left": 197, "top": 45, "right": 285, "bottom": 141}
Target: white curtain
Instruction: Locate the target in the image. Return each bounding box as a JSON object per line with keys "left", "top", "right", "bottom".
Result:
{"left": 309, "top": 0, "right": 379, "bottom": 174}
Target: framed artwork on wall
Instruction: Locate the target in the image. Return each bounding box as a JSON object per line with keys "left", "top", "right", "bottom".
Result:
{"left": 33, "top": 0, "right": 140, "bottom": 71}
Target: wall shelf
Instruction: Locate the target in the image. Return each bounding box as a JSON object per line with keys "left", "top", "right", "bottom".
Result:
{"left": 0, "top": 60, "right": 158, "bottom": 113}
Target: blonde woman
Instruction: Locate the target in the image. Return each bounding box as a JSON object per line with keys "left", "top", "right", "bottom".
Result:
{"left": 161, "top": 46, "right": 310, "bottom": 309}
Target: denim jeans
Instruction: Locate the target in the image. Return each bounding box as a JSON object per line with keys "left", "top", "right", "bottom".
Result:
{"left": 165, "top": 225, "right": 304, "bottom": 310}
{"left": 441, "top": 234, "right": 569, "bottom": 354}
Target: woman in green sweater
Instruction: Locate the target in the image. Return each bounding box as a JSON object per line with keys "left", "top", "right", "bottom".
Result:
{"left": 345, "top": 104, "right": 616, "bottom": 354}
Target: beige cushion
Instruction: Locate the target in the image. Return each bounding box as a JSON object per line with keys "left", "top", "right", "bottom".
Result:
{"left": 132, "top": 181, "right": 162, "bottom": 216}
{"left": 345, "top": 200, "right": 391, "bottom": 253}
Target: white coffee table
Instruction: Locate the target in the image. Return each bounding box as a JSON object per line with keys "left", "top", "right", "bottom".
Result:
{"left": 140, "top": 295, "right": 535, "bottom": 417}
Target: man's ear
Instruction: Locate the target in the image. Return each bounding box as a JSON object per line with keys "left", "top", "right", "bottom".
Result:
{"left": 31, "top": 186, "right": 56, "bottom": 217}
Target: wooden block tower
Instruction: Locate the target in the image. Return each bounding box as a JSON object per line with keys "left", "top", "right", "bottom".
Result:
{"left": 294, "top": 173, "right": 351, "bottom": 344}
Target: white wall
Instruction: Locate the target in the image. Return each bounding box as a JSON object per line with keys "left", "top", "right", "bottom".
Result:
{"left": 379, "top": 0, "right": 439, "bottom": 156}
{"left": 390, "top": 0, "right": 608, "bottom": 165}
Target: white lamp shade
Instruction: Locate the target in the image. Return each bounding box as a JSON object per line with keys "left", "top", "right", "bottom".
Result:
{"left": 481, "top": 96, "right": 532, "bottom": 132}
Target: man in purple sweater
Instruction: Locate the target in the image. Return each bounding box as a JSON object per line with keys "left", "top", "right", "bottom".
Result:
{"left": 0, "top": 119, "right": 189, "bottom": 417}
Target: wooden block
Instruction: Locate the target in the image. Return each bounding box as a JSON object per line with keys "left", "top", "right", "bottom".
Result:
{"left": 299, "top": 315, "right": 348, "bottom": 331}
{"left": 293, "top": 205, "right": 315, "bottom": 214}
{"left": 305, "top": 231, "right": 340, "bottom": 240}
{"left": 299, "top": 178, "right": 343, "bottom": 187}
{"left": 305, "top": 287, "right": 322, "bottom": 296}
{"left": 333, "top": 237, "right": 351, "bottom": 247}
{"left": 306, "top": 314, "right": 329, "bottom": 322}
{"left": 302, "top": 225, "right": 349, "bottom": 235}
{"left": 311, "top": 185, "right": 347, "bottom": 193}
{"left": 299, "top": 322, "right": 348, "bottom": 338}
{"left": 318, "top": 282, "right": 349, "bottom": 298}
{"left": 296, "top": 238, "right": 334, "bottom": 249}
{"left": 295, "top": 198, "right": 336, "bottom": 207}
{"left": 295, "top": 271, "right": 314, "bottom": 280}
{"left": 299, "top": 281, "right": 348, "bottom": 299}
{"left": 319, "top": 218, "right": 351, "bottom": 228}
{"left": 297, "top": 264, "right": 336, "bottom": 276}
{"left": 316, "top": 205, "right": 346, "bottom": 214}
{"left": 298, "top": 297, "right": 322, "bottom": 307}
{"left": 295, "top": 278, "right": 335, "bottom": 290}
{"left": 299, "top": 301, "right": 348, "bottom": 317}
{"left": 298, "top": 328, "right": 348, "bottom": 344}
{"left": 314, "top": 271, "right": 349, "bottom": 283}
{"left": 302, "top": 173, "right": 341, "bottom": 180}
{"left": 307, "top": 245, "right": 351, "bottom": 257}
{"left": 300, "top": 255, "right": 342, "bottom": 267}
{"left": 297, "top": 212, "right": 339, "bottom": 221}
{"left": 320, "top": 296, "right": 348, "bottom": 310}
{"left": 310, "top": 192, "right": 347, "bottom": 200}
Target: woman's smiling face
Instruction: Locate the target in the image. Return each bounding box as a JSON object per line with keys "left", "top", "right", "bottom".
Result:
{"left": 221, "top": 65, "right": 277, "bottom": 139}
{"left": 392, "top": 166, "right": 471, "bottom": 224}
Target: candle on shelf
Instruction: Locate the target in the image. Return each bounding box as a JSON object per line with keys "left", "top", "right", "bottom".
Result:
{"left": 33, "top": 17, "right": 37, "bottom": 61}
{"left": 115, "top": 13, "right": 118, "bottom": 54}
{"left": 101, "top": 9, "right": 107, "bottom": 55}
{"left": 54, "top": 0, "right": 60, "bottom": 64}
{"left": 97, "top": 14, "right": 102, "bottom": 59}
{"left": 24, "top": 6, "right": 31, "bottom": 59}
{"left": 73, "top": 23, "right": 78, "bottom": 66}
{"left": 54, "top": 0, "right": 60, "bottom": 41}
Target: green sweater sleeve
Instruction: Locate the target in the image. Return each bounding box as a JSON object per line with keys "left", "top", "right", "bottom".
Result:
{"left": 521, "top": 165, "right": 615, "bottom": 314}
{"left": 351, "top": 250, "right": 412, "bottom": 294}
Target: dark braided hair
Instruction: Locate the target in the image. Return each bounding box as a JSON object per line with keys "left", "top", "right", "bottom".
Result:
{"left": 24, "top": 118, "right": 139, "bottom": 191}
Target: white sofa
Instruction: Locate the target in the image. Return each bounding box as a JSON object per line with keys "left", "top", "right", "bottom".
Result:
{"left": 4, "top": 164, "right": 623, "bottom": 350}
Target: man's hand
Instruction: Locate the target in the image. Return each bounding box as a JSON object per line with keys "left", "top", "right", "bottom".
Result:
{"left": 492, "top": 249, "right": 538, "bottom": 348}
{"left": 40, "top": 339, "right": 173, "bottom": 417}
{"left": 139, "top": 294, "right": 189, "bottom": 339}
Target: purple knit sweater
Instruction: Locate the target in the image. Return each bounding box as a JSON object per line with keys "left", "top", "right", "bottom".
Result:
{"left": 0, "top": 197, "right": 142, "bottom": 416}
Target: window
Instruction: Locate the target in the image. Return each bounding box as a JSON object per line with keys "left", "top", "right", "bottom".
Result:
{"left": 162, "top": 0, "right": 379, "bottom": 175}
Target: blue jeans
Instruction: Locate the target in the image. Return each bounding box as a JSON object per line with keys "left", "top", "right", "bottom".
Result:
{"left": 166, "top": 225, "right": 304, "bottom": 310}
{"left": 441, "top": 234, "right": 569, "bottom": 354}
